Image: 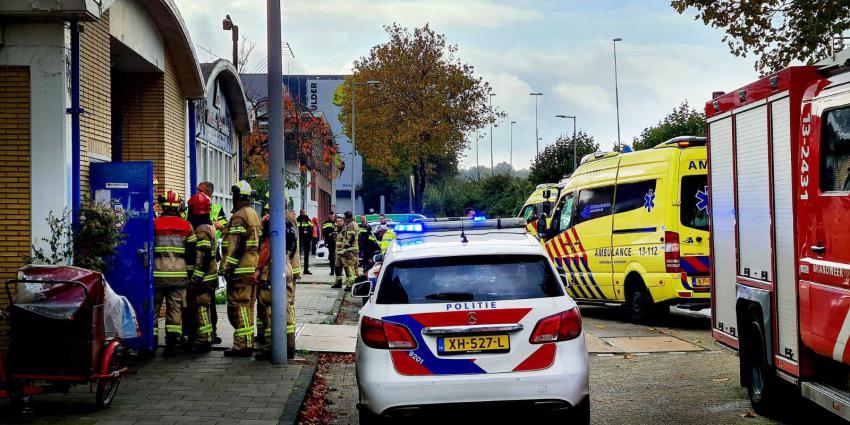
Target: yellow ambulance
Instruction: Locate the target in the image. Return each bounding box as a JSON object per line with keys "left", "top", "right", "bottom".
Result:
{"left": 517, "top": 182, "right": 560, "bottom": 236}
{"left": 537, "top": 136, "right": 710, "bottom": 322}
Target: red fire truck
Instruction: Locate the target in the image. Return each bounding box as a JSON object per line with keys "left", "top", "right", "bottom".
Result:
{"left": 706, "top": 54, "right": 850, "bottom": 420}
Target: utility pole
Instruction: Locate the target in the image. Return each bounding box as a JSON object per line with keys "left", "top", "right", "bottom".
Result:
{"left": 556, "top": 115, "right": 577, "bottom": 171}
{"left": 266, "top": 0, "right": 287, "bottom": 364}
{"left": 529, "top": 92, "right": 543, "bottom": 157}
{"left": 510, "top": 120, "right": 516, "bottom": 174}
{"left": 222, "top": 15, "right": 239, "bottom": 70}
{"left": 613, "top": 37, "right": 622, "bottom": 151}
{"left": 350, "top": 80, "right": 381, "bottom": 215}
{"left": 489, "top": 93, "right": 495, "bottom": 174}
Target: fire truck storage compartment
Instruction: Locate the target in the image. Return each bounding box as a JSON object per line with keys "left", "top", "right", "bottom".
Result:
{"left": 734, "top": 103, "right": 773, "bottom": 282}
{"left": 770, "top": 94, "right": 799, "bottom": 362}
{"left": 708, "top": 115, "right": 737, "bottom": 338}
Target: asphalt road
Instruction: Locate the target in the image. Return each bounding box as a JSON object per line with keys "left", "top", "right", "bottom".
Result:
{"left": 322, "top": 300, "right": 846, "bottom": 424}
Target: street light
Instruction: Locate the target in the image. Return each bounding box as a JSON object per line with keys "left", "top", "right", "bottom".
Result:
{"left": 529, "top": 92, "right": 543, "bottom": 157}
{"left": 222, "top": 15, "right": 239, "bottom": 70}
{"left": 351, "top": 80, "right": 381, "bottom": 215}
{"left": 488, "top": 94, "right": 496, "bottom": 174}
{"left": 509, "top": 120, "right": 516, "bottom": 174}
{"left": 556, "top": 115, "right": 577, "bottom": 170}
{"left": 613, "top": 37, "right": 622, "bottom": 151}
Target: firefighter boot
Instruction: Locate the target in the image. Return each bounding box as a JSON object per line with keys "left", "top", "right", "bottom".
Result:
{"left": 287, "top": 332, "right": 296, "bottom": 359}
{"left": 163, "top": 334, "right": 178, "bottom": 358}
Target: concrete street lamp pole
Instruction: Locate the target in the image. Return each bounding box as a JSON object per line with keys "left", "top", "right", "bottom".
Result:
{"left": 556, "top": 115, "right": 577, "bottom": 170}
{"left": 613, "top": 37, "right": 622, "bottom": 151}
{"left": 266, "top": 0, "right": 287, "bottom": 364}
{"left": 489, "top": 93, "right": 495, "bottom": 174}
{"left": 530, "top": 92, "right": 543, "bottom": 157}
{"left": 350, "top": 80, "right": 381, "bottom": 215}
{"left": 510, "top": 120, "right": 516, "bottom": 174}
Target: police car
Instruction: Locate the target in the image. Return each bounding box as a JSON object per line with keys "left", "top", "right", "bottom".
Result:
{"left": 352, "top": 217, "right": 589, "bottom": 423}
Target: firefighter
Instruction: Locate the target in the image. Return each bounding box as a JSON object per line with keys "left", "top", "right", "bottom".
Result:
{"left": 297, "top": 209, "right": 313, "bottom": 275}
{"left": 255, "top": 202, "right": 299, "bottom": 361}
{"left": 358, "top": 215, "right": 380, "bottom": 272}
{"left": 153, "top": 190, "right": 193, "bottom": 357}
{"left": 186, "top": 192, "right": 218, "bottom": 353}
{"left": 287, "top": 210, "right": 302, "bottom": 280}
{"left": 220, "top": 180, "right": 261, "bottom": 357}
{"left": 322, "top": 212, "right": 337, "bottom": 275}
{"left": 197, "top": 181, "right": 224, "bottom": 344}
{"left": 379, "top": 225, "right": 396, "bottom": 255}
{"left": 332, "top": 212, "right": 359, "bottom": 290}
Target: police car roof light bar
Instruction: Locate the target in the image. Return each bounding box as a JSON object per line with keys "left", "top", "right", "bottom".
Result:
{"left": 394, "top": 217, "right": 527, "bottom": 235}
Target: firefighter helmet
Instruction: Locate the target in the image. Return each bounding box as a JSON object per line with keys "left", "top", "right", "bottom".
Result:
{"left": 158, "top": 190, "right": 182, "bottom": 209}
{"left": 231, "top": 180, "right": 255, "bottom": 199}
{"left": 188, "top": 192, "right": 212, "bottom": 216}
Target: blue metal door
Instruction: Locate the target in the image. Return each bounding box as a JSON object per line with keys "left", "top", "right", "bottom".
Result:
{"left": 90, "top": 161, "right": 155, "bottom": 352}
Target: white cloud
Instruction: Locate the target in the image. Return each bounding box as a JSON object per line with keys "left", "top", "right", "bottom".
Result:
{"left": 553, "top": 83, "right": 612, "bottom": 113}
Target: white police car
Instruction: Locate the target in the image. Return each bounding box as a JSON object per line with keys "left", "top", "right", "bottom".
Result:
{"left": 352, "top": 217, "right": 589, "bottom": 423}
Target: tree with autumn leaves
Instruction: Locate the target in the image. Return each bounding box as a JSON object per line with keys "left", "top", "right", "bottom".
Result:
{"left": 336, "top": 24, "right": 498, "bottom": 211}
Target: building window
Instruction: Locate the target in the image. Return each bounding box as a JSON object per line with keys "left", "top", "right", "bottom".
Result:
{"left": 197, "top": 140, "right": 234, "bottom": 214}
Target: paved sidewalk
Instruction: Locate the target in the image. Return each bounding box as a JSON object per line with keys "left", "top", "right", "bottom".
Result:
{"left": 0, "top": 258, "right": 345, "bottom": 424}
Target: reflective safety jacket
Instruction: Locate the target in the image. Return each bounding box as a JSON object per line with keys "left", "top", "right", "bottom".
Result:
{"left": 211, "top": 203, "right": 227, "bottom": 228}
{"left": 286, "top": 211, "right": 301, "bottom": 278}
{"left": 153, "top": 215, "right": 193, "bottom": 287}
{"left": 380, "top": 228, "right": 396, "bottom": 254}
{"left": 297, "top": 214, "right": 313, "bottom": 241}
{"left": 221, "top": 203, "right": 262, "bottom": 278}
{"left": 335, "top": 221, "right": 358, "bottom": 256}
{"left": 190, "top": 223, "right": 218, "bottom": 288}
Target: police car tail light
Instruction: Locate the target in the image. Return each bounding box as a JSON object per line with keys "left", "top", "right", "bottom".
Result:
{"left": 529, "top": 308, "right": 582, "bottom": 344}
{"left": 664, "top": 231, "right": 681, "bottom": 273}
{"left": 360, "top": 316, "right": 418, "bottom": 350}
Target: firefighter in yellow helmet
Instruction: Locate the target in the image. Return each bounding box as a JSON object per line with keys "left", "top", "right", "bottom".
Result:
{"left": 153, "top": 190, "right": 193, "bottom": 357}
{"left": 220, "top": 180, "right": 262, "bottom": 357}
{"left": 255, "top": 196, "right": 298, "bottom": 360}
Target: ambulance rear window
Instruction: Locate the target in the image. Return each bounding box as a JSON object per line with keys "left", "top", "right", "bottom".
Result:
{"left": 681, "top": 175, "right": 709, "bottom": 231}
{"left": 376, "top": 255, "right": 563, "bottom": 304}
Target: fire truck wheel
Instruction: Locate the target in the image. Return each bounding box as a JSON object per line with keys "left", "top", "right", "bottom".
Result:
{"left": 742, "top": 308, "right": 777, "bottom": 414}
{"left": 626, "top": 278, "right": 652, "bottom": 323}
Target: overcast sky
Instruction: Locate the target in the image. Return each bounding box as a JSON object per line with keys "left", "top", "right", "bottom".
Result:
{"left": 175, "top": 0, "right": 758, "bottom": 170}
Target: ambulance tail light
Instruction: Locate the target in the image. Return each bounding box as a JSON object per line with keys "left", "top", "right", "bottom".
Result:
{"left": 360, "top": 316, "right": 418, "bottom": 350}
{"left": 529, "top": 308, "right": 582, "bottom": 344}
{"left": 665, "top": 231, "right": 681, "bottom": 273}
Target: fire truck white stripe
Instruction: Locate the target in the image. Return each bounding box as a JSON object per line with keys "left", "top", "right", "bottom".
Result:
{"left": 832, "top": 307, "right": 850, "bottom": 362}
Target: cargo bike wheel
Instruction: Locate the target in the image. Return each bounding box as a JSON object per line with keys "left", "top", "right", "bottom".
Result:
{"left": 95, "top": 341, "right": 124, "bottom": 408}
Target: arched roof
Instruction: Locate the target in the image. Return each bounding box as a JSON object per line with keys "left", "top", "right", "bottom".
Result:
{"left": 132, "top": 0, "right": 204, "bottom": 98}
{"left": 201, "top": 60, "right": 251, "bottom": 134}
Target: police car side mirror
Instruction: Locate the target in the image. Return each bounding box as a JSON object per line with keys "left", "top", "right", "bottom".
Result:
{"left": 372, "top": 254, "right": 384, "bottom": 264}
{"left": 559, "top": 273, "right": 570, "bottom": 288}
{"left": 352, "top": 281, "right": 372, "bottom": 298}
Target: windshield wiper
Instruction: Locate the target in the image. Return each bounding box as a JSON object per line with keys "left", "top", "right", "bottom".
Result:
{"left": 424, "top": 292, "right": 474, "bottom": 301}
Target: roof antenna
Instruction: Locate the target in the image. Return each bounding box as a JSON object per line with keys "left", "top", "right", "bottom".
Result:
{"left": 460, "top": 217, "right": 468, "bottom": 243}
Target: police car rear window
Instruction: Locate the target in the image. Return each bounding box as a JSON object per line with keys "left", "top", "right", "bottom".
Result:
{"left": 375, "top": 255, "right": 563, "bottom": 304}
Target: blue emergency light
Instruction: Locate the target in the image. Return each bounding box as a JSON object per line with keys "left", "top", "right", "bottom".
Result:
{"left": 472, "top": 215, "right": 487, "bottom": 221}
{"left": 395, "top": 223, "right": 424, "bottom": 233}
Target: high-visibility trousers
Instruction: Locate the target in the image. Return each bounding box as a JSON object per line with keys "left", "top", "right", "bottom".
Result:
{"left": 191, "top": 285, "right": 214, "bottom": 345}
{"left": 154, "top": 286, "right": 185, "bottom": 341}
{"left": 226, "top": 277, "right": 256, "bottom": 351}
{"left": 335, "top": 253, "right": 358, "bottom": 287}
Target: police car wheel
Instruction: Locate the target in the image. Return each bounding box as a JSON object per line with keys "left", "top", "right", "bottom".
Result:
{"left": 568, "top": 396, "right": 591, "bottom": 424}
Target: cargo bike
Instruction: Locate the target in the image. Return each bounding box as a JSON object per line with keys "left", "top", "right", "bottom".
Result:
{"left": 0, "top": 265, "right": 133, "bottom": 410}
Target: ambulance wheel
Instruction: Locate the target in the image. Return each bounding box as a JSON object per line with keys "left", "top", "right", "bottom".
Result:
{"left": 741, "top": 308, "right": 777, "bottom": 415}
{"left": 626, "top": 280, "right": 652, "bottom": 323}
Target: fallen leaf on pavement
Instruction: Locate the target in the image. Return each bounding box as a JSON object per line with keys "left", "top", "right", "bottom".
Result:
{"left": 712, "top": 377, "right": 730, "bottom": 382}
{"left": 741, "top": 411, "right": 757, "bottom": 418}
{"left": 623, "top": 354, "right": 635, "bottom": 360}
{"left": 596, "top": 325, "right": 605, "bottom": 329}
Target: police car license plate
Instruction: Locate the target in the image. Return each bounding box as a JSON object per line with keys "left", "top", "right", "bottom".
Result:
{"left": 438, "top": 335, "right": 510, "bottom": 355}
{"left": 694, "top": 277, "right": 711, "bottom": 287}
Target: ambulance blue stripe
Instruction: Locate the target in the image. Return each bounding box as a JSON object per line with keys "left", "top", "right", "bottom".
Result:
{"left": 565, "top": 255, "right": 593, "bottom": 299}
{"left": 560, "top": 256, "right": 581, "bottom": 295}
{"left": 579, "top": 256, "right": 607, "bottom": 300}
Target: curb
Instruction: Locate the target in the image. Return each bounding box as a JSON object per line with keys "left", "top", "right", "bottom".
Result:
{"left": 279, "top": 352, "right": 319, "bottom": 425}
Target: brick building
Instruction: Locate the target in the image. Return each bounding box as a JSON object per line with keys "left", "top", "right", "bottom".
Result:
{"left": 0, "top": 0, "right": 246, "bottom": 350}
